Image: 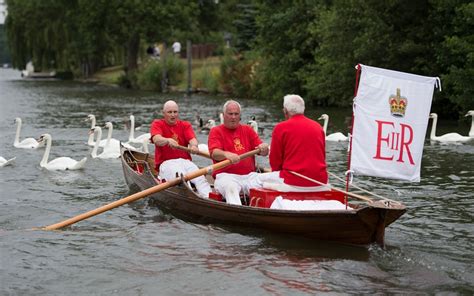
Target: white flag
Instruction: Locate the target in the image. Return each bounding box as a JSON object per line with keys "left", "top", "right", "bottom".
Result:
{"left": 350, "top": 64, "right": 440, "bottom": 182}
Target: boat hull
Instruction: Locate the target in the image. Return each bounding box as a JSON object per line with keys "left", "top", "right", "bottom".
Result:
{"left": 121, "top": 148, "right": 406, "bottom": 246}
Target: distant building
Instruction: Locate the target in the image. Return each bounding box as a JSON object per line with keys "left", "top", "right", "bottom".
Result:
{"left": 0, "top": 0, "right": 6, "bottom": 25}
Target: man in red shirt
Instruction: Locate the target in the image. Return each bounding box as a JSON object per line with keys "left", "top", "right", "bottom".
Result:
{"left": 267, "top": 94, "right": 329, "bottom": 190}
{"left": 208, "top": 100, "right": 269, "bottom": 205}
{"left": 150, "top": 100, "right": 211, "bottom": 198}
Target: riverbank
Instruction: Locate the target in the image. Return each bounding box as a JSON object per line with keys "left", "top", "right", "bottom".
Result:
{"left": 92, "top": 56, "right": 222, "bottom": 93}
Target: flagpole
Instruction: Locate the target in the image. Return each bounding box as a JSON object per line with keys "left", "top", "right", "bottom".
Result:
{"left": 345, "top": 64, "right": 362, "bottom": 201}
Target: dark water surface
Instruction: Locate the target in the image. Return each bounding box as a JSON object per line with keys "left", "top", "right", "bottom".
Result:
{"left": 0, "top": 69, "right": 472, "bottom": 295}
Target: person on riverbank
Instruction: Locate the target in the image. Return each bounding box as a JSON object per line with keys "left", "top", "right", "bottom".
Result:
{"left": 150, "top": 100, "right": 211, "bottom": 198}
{"left": 208, "top": 100, "right": 269, "bottom": 205}
{"left": 172, "top": 41, "right": 181, "bottom": 57}
{"left": 266, "top": 94, "right": 329, "bottom": 190}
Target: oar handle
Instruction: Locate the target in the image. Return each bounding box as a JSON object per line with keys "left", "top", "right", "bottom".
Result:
{"left": 174, "top": 144, "right": 211, "bottom": 159}
{"left": 288, "top": 170, "right": 373, "bottom": 203}
{"left": 42, "top": 148, "right": 261, "bottom": 230}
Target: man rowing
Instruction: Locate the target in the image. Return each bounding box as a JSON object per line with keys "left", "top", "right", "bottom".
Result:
{"left": 150, "top": 100, "right": 212, "bottom": 198}
{"left": 208, "top": 100, "right": 269, "bottom": 205}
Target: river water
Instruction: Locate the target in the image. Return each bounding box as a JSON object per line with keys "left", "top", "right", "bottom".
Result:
{"left": 0, "top": 68, "right": 472, "bottom": 295}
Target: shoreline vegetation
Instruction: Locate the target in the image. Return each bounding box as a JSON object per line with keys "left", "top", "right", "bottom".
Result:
{"left": 92, "top": 55, "right": 226, "bottom": 94}
{"left": 4, "top": 1, "right": 472, "bottom": 118}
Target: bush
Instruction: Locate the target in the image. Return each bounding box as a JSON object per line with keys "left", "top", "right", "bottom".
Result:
{"left": 136, "top": 56, "right": 185, "bottom": 91}
{"left": 194, "top": 63, "right": 220, "bottom": 93}
{"left": 118, "top": 72, "right": 135, "bottom": 89}
{"left": 164, "top": 55, "right": 185, "bottom": 86}
{"left": 219, "top": 49, "right": 256, "bottom": 98}
{"left": 137, "top": 60, "right": 163, "bottom": 91}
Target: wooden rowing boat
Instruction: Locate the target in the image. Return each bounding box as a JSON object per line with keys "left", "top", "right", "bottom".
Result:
{"left": 120, "top": 147, "right": 406, "bottom": 246}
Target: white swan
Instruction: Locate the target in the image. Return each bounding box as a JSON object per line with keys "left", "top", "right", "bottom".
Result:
{"left": 85, "top": 114, "right": 110, "bottom": 147}
{"left": 247, "top": 119, "right": 264, "bottom": 135}
{"left": 127, "top": 115, "right": 151, "bottom": 144}
{"left": 103, "top": 121, "right": 139, "bottom": 151}
{"left": 103, "top": 122, "right": 122, "bottom": 150}
{"left": 465, "top": 110, "right": 474, "bottom": 137}
{"left": 0, "top": 156, "right": 16, "bottom": 167}
{"left": 200, "top": 119, "right": 216, "bottom": 134}
{"left": 219, "top": 112, "right": 224, "bottom": 125}
{"left": 318, "top": 114, "right": 348, "bottom": 142}
{"left": 85, "top": 114, "right": 97, "bottom": 146}
{"left": 90, "top": 127, "right": 120, "bottom": 159}
{"left": 429, "top": 113, "right": 473, "bottom": 143}
{"left": 13, "top": 117, "right": 44, "bottom": 149}
{"left": 38, "top": 134, "right": 87, "bottom": 170}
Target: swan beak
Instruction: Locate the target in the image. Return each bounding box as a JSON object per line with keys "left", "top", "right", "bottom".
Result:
{"left": 317, "top": 116, "right": 323, "bottom": 120}
{"left": 88, "top": 129, "right": 95, "bottom": 135}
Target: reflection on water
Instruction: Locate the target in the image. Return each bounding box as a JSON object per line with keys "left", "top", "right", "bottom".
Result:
{"left": 0, "top": 68, "right": 473, "bottom": 294}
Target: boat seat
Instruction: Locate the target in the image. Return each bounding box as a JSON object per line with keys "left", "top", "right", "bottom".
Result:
{"left": 209, "top": 191, "right": 224, "bottom": 202}
{"left": 263, "top": 182, "right": 331, "bottom": 192}
{"left": 208, "top": 191, "right": 250, "bottom": 205}
{"left": 249, "top": 188, "right": 346, "bottom": 208}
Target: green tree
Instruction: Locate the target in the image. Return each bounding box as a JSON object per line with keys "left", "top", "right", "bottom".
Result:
{"left": 305, "top": 0, "right": 438, "bottom": 106}
{"left": 105, "top": 0, "right": 197, "bottom": 77}
{"left": 5, "top": 0, "right": 199, "bottom": 79}
{"left": 431, "top": 0, "right": 474, "bottom": 116}
{"left": 252, "top": 1, "right": 321, "bottom": 102}
{"left": 0, "top": 25, "right": 11, "bottom": 64}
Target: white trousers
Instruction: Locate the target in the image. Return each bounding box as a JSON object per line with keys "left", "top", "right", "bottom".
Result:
{"left": 159, "top": 158, "right": 212, "bottom": 198}
{"left": 214, "top": 171, "right": 330, "bottom": 205}
{"left": 214, "top": 172, "right": 281, "bottom": 205}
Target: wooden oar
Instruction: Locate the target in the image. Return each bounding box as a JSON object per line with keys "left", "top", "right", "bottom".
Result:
{"left": 288, "top": 170, "right": 373, "bottom": 203}
{"left": 42, "top": 148, "right": 261, "bottom": 230}
{"left": 174, "top": 144, "right": 211, "bottom": 158}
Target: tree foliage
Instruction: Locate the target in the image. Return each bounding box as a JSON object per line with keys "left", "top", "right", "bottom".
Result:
{"left": 0, "top": 25, "right": 11, "bottom": 64}
{"left": 5, "top": 0, "right": 198, "bottom": 77}
{"left": 4, "top": 0, "right": 473, "bottom": 115}
{"left": 252, "top": 1, "right": 319, "bottom": 103}
{"left": 249, "top": 0, "right": 473, "bottom": 115}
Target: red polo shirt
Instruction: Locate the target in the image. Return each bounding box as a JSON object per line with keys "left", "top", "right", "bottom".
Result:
{"left": 208, "top": 124, "right": 262, "bottom": 178}
{"left": 150, "top": 119, "right": 195, "bottom": 170}
{"left": 270, "top": 114, "right": 328, "bottom": 186}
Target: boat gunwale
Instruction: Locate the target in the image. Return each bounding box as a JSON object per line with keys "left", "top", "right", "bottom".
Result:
{"left": 120, "top": 147, "right": 406, "bottom": 216}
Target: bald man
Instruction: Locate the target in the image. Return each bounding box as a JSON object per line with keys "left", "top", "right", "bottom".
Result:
{"left": 150, "top": 100, "right": 211, "bottom": 198}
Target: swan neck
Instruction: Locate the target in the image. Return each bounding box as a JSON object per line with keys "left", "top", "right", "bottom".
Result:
{"left": 92, "top": 129, "right": 102, "bottom": 158}
{"left": 129, "top": 116, "right": 135, "bottom": 140}
{"left": 14, "top": 120, "right": 22, "bottom": 144}
{"left": 87, "top": 117, "right": 97, "bottom": 145}
{"left": 106, "top": 125, "right": 113, "bottom": 146}
{"left": 40, "top": 137, "right": 52, "bottom": 166}
{"left": 469, "top": 115, "right": 474, "bottom": 137}
{"left": 87, "top": 132, "right": 94, "bottom": 145}
{"left": 430, "top": 116, "right": 438, "bottom": 139}
{"left": 322, "top": 117, "right": 328, "bottom": 135}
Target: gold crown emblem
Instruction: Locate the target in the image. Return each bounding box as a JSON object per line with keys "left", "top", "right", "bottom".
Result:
{"left": 389, "top": 88, "right": 408, "bottom": 117}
